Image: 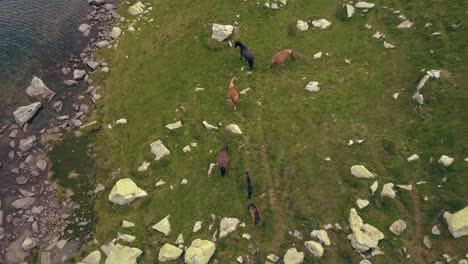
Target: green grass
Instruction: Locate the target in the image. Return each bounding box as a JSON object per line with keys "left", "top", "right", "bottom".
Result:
{"left": 52, "top": 0, "right": 468, "bottom": 262}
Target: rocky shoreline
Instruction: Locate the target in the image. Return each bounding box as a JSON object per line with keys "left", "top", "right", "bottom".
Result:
{"left": 0, "top": 0, "right": 121, "bottom": 262}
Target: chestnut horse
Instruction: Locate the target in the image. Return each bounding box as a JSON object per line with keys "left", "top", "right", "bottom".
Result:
{"left": 228, "top": 77, "right": 239, "bottom": 110}
{"left": 217, "top": 146, "right": 229, "bottom": 176}
{"left": 270, "top": 49, "right": 295, "bottom": 72}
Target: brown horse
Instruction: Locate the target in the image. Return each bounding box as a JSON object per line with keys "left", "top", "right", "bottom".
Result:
{"left": 228, "top": 77, "right": 239, "bottom": 110}
{"left": 217, "top": 146, "right": 229, "bottom": 176}
{"left": 270, "top": 49, "right": 295, "bottom": 72}
{"left": 248, "top": 202, "right": 262, "bottom": 227}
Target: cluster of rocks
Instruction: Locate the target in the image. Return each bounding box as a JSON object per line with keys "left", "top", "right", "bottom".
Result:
{"left": 296, "top": 18, "right": 332, "bottom": 31}
{"left": 263, "top": 0, "right": 287, "bottom": 10}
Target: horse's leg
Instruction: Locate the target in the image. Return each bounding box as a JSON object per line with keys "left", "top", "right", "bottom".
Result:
{"left": 240, "top": 50, "right": 243, "bottom": 60}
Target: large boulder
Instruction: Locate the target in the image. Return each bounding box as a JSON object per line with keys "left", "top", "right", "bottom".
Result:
{"left": 150, "top": 140, "right": 171, "bottom": 160}
{"left": 158, "top": 243, "right": 183, "bottom": 262}
{"left": 444, "top": 207, "right": 468, "bottom": 238}
{"left": 211, "top": 24, "right": 233, "bottom": 42}
{"left": 82, "top": 250, "right": 101, "bottom": 264}
{"left": 128, "top": 1, "right": 145, "bottom": 16}
{"left": 108, "top": 178, "right": 148, "bottom": 205}
{"left": 283, "top": 248, "right": 304, "bottom": 264}
{"left": 184, "top": 239, "right": 216, "bottom": 264}
{"left": 152, "top": 215, "right": 171, "bottom": 236}
{"left": 105, "top": 244, "right": 142, "bottom": 264}
{"left": 219, "top": 217, "right": 240, "bottom": 238}
{"left": 304, "top": 241, "right": 324, "bottom": 257}
{"left": 347, "top": 208, "right": 384, "bottom": 252}
{"left": 13, "top": 102, "right": 42, "bottom": 126}
{"left": 26, "top": 76, "right": 53, "bottom": 100}
{"left": 389, "top": 220, "right": 407, "bottom": 236}
{"left": 351, "top": 165, "right": 375, "bottom": 178}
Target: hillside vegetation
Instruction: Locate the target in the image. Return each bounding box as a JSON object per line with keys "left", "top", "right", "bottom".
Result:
{"left": 57, "top": 0, "right": 467, "bottom": 262}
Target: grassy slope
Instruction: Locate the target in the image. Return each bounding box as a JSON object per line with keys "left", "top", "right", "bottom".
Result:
{"left": 69, "top": 0, "right": 467, "bottom": 262}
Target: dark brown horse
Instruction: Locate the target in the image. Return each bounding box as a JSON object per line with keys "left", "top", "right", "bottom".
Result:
{"left": 217, "top": 146, "right": 229, "bottom": 176}
{"left": 246, "top": 171, "right": 253, "bottom": 199}
{"left": 248, "top": 202, "right": 262, "bottom": 227}
{"left": 234, "top": 41, "right": 254, "bottom": 71}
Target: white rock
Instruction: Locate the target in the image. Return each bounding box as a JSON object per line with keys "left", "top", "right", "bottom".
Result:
{"left": 427, "top": 69, "right": 441, "bottom": 79}
{"left": 211, "top": 24, "right": 234, "bottom": 42}
{"left": 380, "top": 183, "right": 396, "bottom": 199}
{"left": 158, "top": 243, "right": 183, "bottom": 262}
{"left": 96, "top": 40, "right": 110, "bottom": 49}
{"left": 165, "top": 121, "right": 182, "bottom": 130}
{"left": 155, "top": 180, "right": 166, "bottom": 187}
{"left": 432, "top": 225, "right": 441, "bottom": 235}
{"left": 345, "top": 4, "right": 355, "bottom": 18}
{"left": 174, "top": 234, "right": 184, "bottom": 245}
{"left": 397, "top": 20, "right": 414, "bottom": 29}
{"left": 150, "top": 140, "right": 171, "bottom": 160}
{"left": 311, "top": 19, "right": 332, "bottom": 29}
{"left": 267, "top": 254, "right": 279, "bottom": 262}
{"left": 105, "top": 244, "right": 142, "bottom": 264}
{"left": 407, "top": 154, "right": 419, "bottom": 161}
{"left": 122, "top": 220, "right": 135, "bottom": 228}
{"left": 73, "top": 69, "right": 87, "bottom": 80}
{"left": 110, "top": 27, "right": 122, "bottom": 39}
{"left": 225, "top": 124, "right": 243, "bottom": 135}
{"left": 372, "top": 31, "right": 384, "bottom": 39}
{"left": 242, "top": 233, "right": 251, "bottom": 240}
{"left": 192, "top": 221, "right": 203, "bottom": 233}
{"left": 355, "top": 2, "right": 375, "bottom": 9}
{"left": 304, "top": 241, "right": 324, "bottom": 257}
{"left": 383, "top": 41, "right": 395, "bottom": 49}
{"left": 13, "top": 102, "right": 42, "bottom": 126}
{"left": 152, "top": 215, "right": 171, "bottom": 236}
{"left": 26, "top": 76, "right": 53, "bottom": 99}
{"left": 108, "top": 178, "right": 148, "bottom": 205}
{"left": 82, "top": 250, "right": 101, "bottom": 264}
{"left": 310, "top": 230, "right": 330, "bottom": 246}
{"left": 219, "top": 217, "right": 240, "bottom": 238}
{"left": 21, "top": 237, "right": 37, "bottom": 251}
{"left": 183, "top": 145, "right": 192, "bottom": 153}
{"left": 202, "top": 121, "right": 218, "bottom": 130}
{"left": 438, "top": 155, "right": 454, "bottom": 167}
{"left": 180, "top": 179, "right": 188, "bottom": 185}
{"left": 305, "top": 81, "right": 320, "bottom": 92}
{"left": 393, "top": 93, "right": 399, "bottom": 99}
{"left": 357, "top": 199, "right": 370, "bottom": 209}
{"left": 347, "top": 208, "right": 384, "bottom": 252}
{"left": 360, "top": 260, "right": 372, "bottom": 264}
{"left": 313, "top": 52, "right": 323, "bottom": 59}
{"left": 296, "top": 20, "right": 309, "bottom": 31}
{"left": 396, "top": 184, "right": 412, "bottom": 191}
{"left": 115, "top": 118, "right": 127, "bottom": 125}
{"left": 208, "top": 163, "right": 216, "bottom": 176}
{"left": 184, "top": 239, "right": 216, "bottom": 264}
{"left": 137, "top": 161, "right": 150, "bottom": 172}
{"left": 351, "top": 165, "right": 375, "bottom": 178}
{"left": 444, "top": 207, "right": 468, "bottom": 238}
{"left": 389, "top": 219, "right": 407, "bottom": 235}
{"left": 283, "top": 248, "right": 304, "bottom": 264}
{"left": 128, "top": 1, "right": 145, "bottom": 16}
{"left": 118, "top": 233, "right": 136, "bottom": 242}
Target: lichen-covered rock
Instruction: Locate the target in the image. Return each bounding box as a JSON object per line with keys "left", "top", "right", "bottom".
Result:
{"left": 380, "top": 183, "right": 396, "bottom": 199}
{"left": 310, "top": 230, "right": 330, "bottom": 246}
{"left": 444, "top": 207, "right": 468, "bottom": 238}
{"left": 26, "top": 76, "right": 53, "bottom": 99}
{"left": 283, "top": 248, "right": 304, "bottom": 264}
{"left": 13, "top": 102, "right": 42, "bottom": 126}
{"left": 304, "top": 241, "right": 324, "bottom": 257}
{"left": 211, "top": 24, "right": 233, "bottom": 41}
{"left": 128, "top": 1, "right": 145, "bottom": 16}
{"left": 351, "top": 165, "right": 375, "bottom": 178}
{"left": 219, "top": 217, "right": 240, "bottom": 238}
{"left": 105, "top": 244, "right": 142, "bottom": 264}
{"left": 108, "top": 178, "right": 148, "bottom": 205}
{"left": 21, "top": 237, "right": 37, "bottom": 251}
{"left": 152, "top": 215, "right": 171, "bottom": 236}
{"left": 150, "top": 140, "right": 171, "bottom": 160}
{"left": 347, "top": 208, "right": 384, "bottom": 252}
{"left": 389, "top": 220, "right": 407, "bottom": 236}
{"left": 158, "top": 243, "right": 183, "bottom": 262}
{"left": 184, "top": 239, "right": 216, "bottom": 264}
{"left": 82, "top": 250, "right": 101, "bottom": 264}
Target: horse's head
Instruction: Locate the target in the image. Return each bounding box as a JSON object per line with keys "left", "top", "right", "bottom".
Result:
{"left": 232, "top": 77, "right": 238, "bottom": 82}
{"left": 289, "top": 49, "right": 296, "bottom": 59}
{"left": 234, "top": 41, "right": 242, "bottom": 48}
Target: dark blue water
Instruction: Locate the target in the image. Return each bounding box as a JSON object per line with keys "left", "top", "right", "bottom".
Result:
{"left": 0, "top": 0, "right": 88, "bottom": 114}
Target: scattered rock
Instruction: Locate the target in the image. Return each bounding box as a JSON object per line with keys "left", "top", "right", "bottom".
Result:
{"left": 175, "top": 234, "right": 184, "bottom": 245}
{"left": 304, "top": 241, "right": 324, "bottom": 257}
{"left": 19, "top": 135, "right": 37, "bottom": 151}
{"left": 105, "top": 244, "right": 142, "bottom": 264}
{"left": 423, "top": 235, "right": 432, "bottom": 249}
{"left": 383, "top": 41, "right": 395, "bottom": 49}
{"left": 444, "top": 207, "right": 468, "bottom": 238}
{"left": 310, "top": 230, "right": 330, "bottom": 246}
{"left": 26, "top": 76, "right": 53, "bottom": 100}
{"left": 87, "top": 60, "right": 101, "bottom": 71}
{"left": 158, "top": 243, "right": 183, "bottom": 262}
{"left": 351, "top": 165, "right": 375, "bottom": 178}
{"left": 122, "top": 220, "right": 135, "bottom": 228}
{"left": 155, "top": 180, "right": 166, "bottom": 187}
{"left": 313, "top": 52, "right": 322, "bottom": 59}
{"left": 283, "top": 248, "right": 304, "bottom": 264}
{"left": 380, "top": 183, "right": 396, "bottom": 199}
{"left": 82, "top": 250, "right": 101, "bottom": 264}
{"left": 94, "top": 183, "right": 105, "bottom": 193}
{"left": 296, "top": 20, "right": 309, "bottom": 31}
{"left": 396, "top": 184, "right": 412, "bottom": 191}
{"left": 345, "top": 4, "right": 355, "bottom": 18}
{"left": 110, "top": 27, "right": 122, "bottom": 39}
{"left": 193, "top": 221, "right": 202, "bottom": 233}
{"left": 202, "top": 121, "right": 218, "bottom": 130}
{"left": 21, "top": 237, "right": 37, "bottom": 251}
{"left": 13, "top": 102, "right": 42, "bottom": 126}
{"left": 432, "top": 225, "right": 441, "bottom": 235}
{"left": 64, "top": 80, "right": 79, "bottom": 86}
{"left": 137, "top": 161, "right": 150, "bottom": 172}
{"left": 357, "top": 199, "right": 370, "bottom": 209}
{"left": 79, "top": 24, "right": 91, "bottom": 34}
{"left": 117, "top": 233, "right": 136, "bottom": 242}
{"left": 115, "top": 118, "right": 127, "bottom": 125}
{"left": 225, "top": 124, "right": 243, "bottom": 135}
{"left": 128, "top": 1, "right": 145, "bottom": 16}
{"left": 166, "top": 121, "right": 182, "bottom": 130}
{"left": 407, "top": 154, "right": 419, "bottom": 162}
{"left": 150, "top": 140, "right": 171, "bottom": 160}
{"left": 311, "top": 19, "right": 331, "bottom": 29}
{"left": 355, "top": 2, "right": 375, "bottom": 9}
{"left": 184, "top": 239, "right": 216, "bottom": 264}
{"left": 370, "top": 181, "right": 378, "bottom": 195}
{"left": 152, "top": 215, "right": 171, "bottom": 236}
{"left": 96, "top": 40, "right": 110, "bottom": 49}
{"left": 397, "top": 20, "right": 413, "bottom": 29}
{"left": 242, "top": 233, "right": 251, "bottom": 240}
{"left": 73, "top": 69, "right": 87, "bottom": 80}
{"left": 305, "top": 81, "right": 320, "bottom": 92}
{"left": 219, "top": 217, "right": 240, "bottom": 238}
{"left": 211, "top": 24, "right": 234, "bottom": 41}
{"left": 389, "top": 220, "right": 407, "bottom": 235}
{"left": 348, "top": 208, "right": 385, "bottom": 252}
{"left": 237, "top": 256, "right": 243, "bottom": 263}
{"left": 108, "top": 178, "right": 148, "bottom": 205}
{"left": 11, "top": 197, "right": 36, "bottom": 209}
{"left": 267, "top": 254, "right": 279, "bottom": 263}
{"left": 438, "top": 155, "right": 454, "bottom": 167}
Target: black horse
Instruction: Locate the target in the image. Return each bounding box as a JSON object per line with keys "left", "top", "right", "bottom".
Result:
{"left": 234, "top": 41, "right": 254, "bottom": 71}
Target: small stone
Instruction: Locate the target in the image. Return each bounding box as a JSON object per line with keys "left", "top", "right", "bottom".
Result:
{"left": 184, "top": 239, "right": 216, "bottom": 264}
{"left": 351, "top": 165, "right": 375, "bottom": 178}
{"left": 355, "top": 2, "right": 375, "bottom": 9}
{"left": 267, "top": 254, "right": 279, "bottom": 263}
{"left": 219, "top": 217, "right": 240, "bottom": 238}
{"left": 345, "top": 4, "right": 355, "bottom": 18}
{"left": 397, "top": 20, "right": 414, "bottom": 29}
{"left": 383, "top": 41, "right": 395, "bottom": 49}
{"left": 82, "top": 250, "right": 101, "bottom": 264}
{"left": 137, "top": 161, "right": 150, "bottom": 172}
{"left": 150, "top": 140, "right": 171, "bottom": 160}
{"left": 423, "top": 235, "right": 432, "bottom": 248}
{"left": 296, "top": 20, "right": 309, "bottom": 31}
{"left": 115, "top": 118, "right": 127, "bottom": 125}
{"left": 21, "top": 237, "right": 37, "bottom": 251}
{"left": 431, "top": 225, "right": 440, "bottom": 235}
{"left": 357, "top": 199, "right": 370, "bottom": 209}
{"left": 122, "top": 220, "right": 135, "bottom": 228}
{"left": 13, "top": 102, "right": 42, "bottom": 126}
{"left": 305, "top": 81, "right": 320, "bottom": 92}
{"left": 313, "top": 52, "right": 323, "bottom": 59}
{"left": 310, "top": 230, "right": 331, "bottom": 246}
{"left": 311, "top": 19, "right": 332, "bottom": 29}
{"left": 180, "top": 179, "right": 188, "bottom": 185}
{"left": 193, "top": 221, "right": 202, "bottom": 233}
{"left": 95, "top": 40, "right": 110, "bottom": 49}
{"left": 381, "top": 183, "right": 396, "bottom": 199}
{"left": 108, "top": 178, "right": 148, "bottom": 205}
{"left": 304, "top": 241, "right": 324, "bottom": 257}
{"left": 389, "top": 220, "right": 407, "bottom": 235}
{"left": 73, "top": 69, "right": 86, "bottom": 80}
{"left": 438, "top": 155, "right": 454, "bottom": 167}
{"left": 393, "top": 93, "right": 399, "bottom": 99}
{"left": 370, "top": 181, "right": 378, "bottom": 195}
{"left": 175, "top": 234, "right": 184, "bottom": 245}
{"left": 87, "top": 60, "right": 101, "bottom": 71}
{"left": 407, "top": 154, "right": 419, "bottom": 162}
{"left": 211, "top": 24, "right": 234, "bottom": 42}
{"left": 155, "top": 180, "right": 166, "bottom": 187}
{"left": 118, "top": 233, "right": 136, "bottom": 242}
{"left": 237, "top": 256, "right": 243, "bottom": 263}
{"left": 242, "top": 233, "right": 251, "bottom": 240}
{"left": 202, "top": 121, "right": 218, "bottom": 130}
{"left": 396, "top": 184, "right": 413, "bottom": 191}
{"left": 56, "top": 239, "right": 67, "bottom": 249}
{"left": 152, "top": 215, "right": 171, "bottom": 236}
{"left": 158, "top": 243, "right": 183, "bottom": 262}
{"left": 11, "top": 197, "right": 36, "bottom": 209}
{"left": 283, "top": 248, "right": 304, "bottom": 264}
{"left": 165, "top": 121, "right": 182, "bottom": 130}
{"left": 110, "top": 27, "right": 122, "bottom": 39}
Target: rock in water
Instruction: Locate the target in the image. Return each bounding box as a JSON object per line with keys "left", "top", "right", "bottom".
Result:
{"left": 26, "top": 76, "right": 53, "bottom": 99}
{"left": 347, "top": 208, "right": 384, "bottom": 252}
{"left": 305, "top": 81, "right": 320, "bottom": 92}
{"left": 150, "top": 140, "right": 171, "bottom": 160}
{"left": 311, "top": 19, "right": 332, "bottom": 29}
{"left": 283, "top": 248, "right": 304, "bottom": 264}
{"left": 296, "top": 20, "right": 309, "bottom": 31}
{"left": 108, "top": 178, "right": 148, "bottom": 205}
{"left": 128, "top": 1, "right": 145, "bottom": 16}
{"left": 225, "top": 124, "right": 243, "bottom": 135}
{"left": 351, "top": 165, "right": 375, "bottom": 178}
{"left": 355, "top": 1, "right": 375, "bottom": 9}
{"left": 82, "top": 250, "right": 101, "bottom": 264}
{"left": 152, "top": 215, "right": 171, "bottom": 236}
{"left": 19, "top": 135, "right": 37, "bottom": 152}
{"left": 380, "top": 183, "right": 396, "bottom": 199}
{"left": 304, "top": 241, "right": 324, "bottom": 257}
{"left": 110, "top": 27, "right": 122, "bottom": 39}
{"left": 78, "top": 23, "right": 90, "bottom": 33}
{"left": 105, "top": 244, "right": 142, "bottom": 264}
{"left": 310, "top": 230, "right": 330, "bottom": 246}
{"left": 389, "top": 220, "right": 407, "bottom": 235}
{"left": 444, "top": 207, "right": 468, "bottom": 238}
{"left": 13, "top": 102, "right": 42, "bottom": 126}
{"left": 438, "top": 155, "right": 454, "bottom": 167}
{"left": 184, "top": 239, "right": 216, "bottom": 264}
{"left": 345, "top": 4, "right": 355, "bottom": 18}
{"left": 158, "top": 243, "right": 183, "bottom": 262}
{"left": 219, "top": 217, "right": 240, "bottom": 238}
{"left": 211, "top": 24, "right": 233, "bottom": 41}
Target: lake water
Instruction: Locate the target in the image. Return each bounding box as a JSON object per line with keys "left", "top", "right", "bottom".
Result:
{"left": 0, "top": 0, "right": 89, "bottom": 117}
